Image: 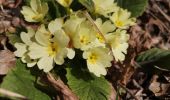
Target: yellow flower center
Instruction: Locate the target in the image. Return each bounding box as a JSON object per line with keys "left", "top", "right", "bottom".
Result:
{"left": 88, "top": 53, "right": 97, "bottom": 64}
{"left": 80, "top": 35, "right": 88, "bottom": 45}
{"left": 115, "top": 20, "right": 123, "bottom": 27}
{"left": 47, "top": 42, "right": 58, "bottom": 57}
{"left": 96, "top": 33, "right": 104, "bottom": 43}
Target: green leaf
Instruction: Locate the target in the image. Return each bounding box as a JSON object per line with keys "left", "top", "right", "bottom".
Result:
{"left": 78, "top": 0, "right": 94, "bottom": 12}
{"left": 47, "top": 0, "right": 62, "bottom": 19}
{"left": 0, "top": 59, "right": 51, "bottom": 100}
{"left": 66, "top": 67, "right": 111, "bottom": 100}
{"left": 136, "top": 48, "right": 170, "bottom": 71}
{"left": 6, "top": 33, "right": 21, "bottom": 45}
{"left": 115, "top": 0, "right": 148, "bottom": 17}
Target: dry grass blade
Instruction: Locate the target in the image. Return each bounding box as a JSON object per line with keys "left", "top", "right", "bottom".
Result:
{"left": 46, "top": 73, "right": 78, "bottom": 100}
{"left": 0, "top": 88, "right": 28, "bottom": 100}
{"left": 83, "top": 11, "right": 114, "bottom": 57}
{"left": 153, "top": 2, "right": 170, "bottom": 22}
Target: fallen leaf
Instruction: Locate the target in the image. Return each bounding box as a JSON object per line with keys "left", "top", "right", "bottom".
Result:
{"left": 0, "top": 50, "right": 16, "bottom": 75}
{"left": 149, "top": 75, "right": 170, "bottom": 96}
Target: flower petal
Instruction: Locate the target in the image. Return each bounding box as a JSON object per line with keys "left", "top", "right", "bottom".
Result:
{"left": 35, "top": 25, "right": 50, "bottom": 46}
{"left": 63, "top": 15, "right": 85, "bottom": 38}
{"left": 87, "top": 62, "right": 107, "bottom": 77}
{"left": 83, "top": 47, "right": 113, "bottom": 77}
{"left": 67, "top": 48, "right": 75, "bottom": 59}
{"left": 20, "top": 32, "right": 32, "bottom": 45}
{"left": 52, "top": 30, "right": 69, "bottom": 47}
{"left": 27, "top": 27, "right": 36, "bottom": 37}
{"left": 21, "top": 55, "right": 37, "bottom": 67}
{"left": 56, "top": 0, "right": 73, "bottom": 7}
{"left": 30, "top": 0, "right": 40, "bottom": 12}
{"left": 41, "top": 3, "right": 49, "bottom": 15}
{"left": 37, "top": 56, "right": 54, "bottom": 72}
{"left": 48, "top": 18, "right": 63, "bottom": 33}
{"left": 14, "top": 43, "right": 27, "bottom": 57}
{"left": 28, "top": 43, "right": 48, "bottom": 59}
{"left": 54, "top": 48, "right": 67, "bottom": 65}
{"left": 21, "top": 6, "right": 37, "bottom": 22}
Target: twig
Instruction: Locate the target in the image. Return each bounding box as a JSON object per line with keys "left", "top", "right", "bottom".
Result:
{"left": 153, "top": 3, "right": 170, "bottom": 22}
{"left": 83, "top": 11, "right": 107, "bottom": 43}
{"left": 149, "top": 11, "right": 170, "bottom": 33}
{"left": 118, "top": 83, "right": 138, "bottom": 100}
{"left": 0, "top": 88, "right": 28, "bottom": 100}
{"left": 46, "top": 73, "right": 78, "bottom": 100}
{"left": 0, "top": 4, "right": 4, "bottom": 12}
{"left": 132, "top": 79, "right": 145, "bottom": 98}
{"left": 83, "top": 11, "right": 114, "bottom": 56}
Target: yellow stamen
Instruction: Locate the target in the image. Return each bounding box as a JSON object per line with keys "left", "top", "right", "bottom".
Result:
{"left": 47, "top": 42, "right": 58, "bottom": 56}
{"left": 80, "top": 35, "right": 88, "bottom": 45}
{"left": 96, "top": 33, "right": 104, "bottom": 43}
{"left": 115, "top": 20, "right": 123, "bottom": 27}
{"left": 88, "top": 53, "right": 97, "bottom": 64}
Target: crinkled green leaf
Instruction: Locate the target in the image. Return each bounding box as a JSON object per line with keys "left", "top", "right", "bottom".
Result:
{"left": 136, "top": 48, "right": 170, "bottom": 71}
{"left": 116, "top": 0, "right": 148, "bottom": 17}
{"left": 66, "top": 67, "right": 111, "bottom": 100}
{"left": 78, "top": 0, "right": 94, "bottom": 12}
{"left": 47, "top": 0, "right": 63, "bottom": 19}
{"left": 6, "top": 33, "right": 21, "bottom": 45}
{"left": 0, "top": 59, "right": 51, "bottom": 100}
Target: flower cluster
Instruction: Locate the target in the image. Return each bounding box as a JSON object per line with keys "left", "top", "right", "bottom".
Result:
{"left": 15, "top": 0, "right": 136, "bottom": 77}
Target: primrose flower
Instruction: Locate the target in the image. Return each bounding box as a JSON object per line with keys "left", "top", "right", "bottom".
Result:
{"left": 14, "top": 28, "right": 37, "bottom": 67}
{"left": 63, "top": 14, "right": 85, "bottom": 40}
{"left": 93, "top": 0, "right": 119, "bottom": 17}
{"left": 28, "top": 19, "right": 70, "bottom": 72}
{"left": 72, "top": 20, "right": 96, "bottom": 50}
{"left": 83, "top": 47, "right": 113, "bottom": 77}
{"left": 21, "top": 0, "right": 48, "bottom": 22}
{"left": 94, "top": 18, "right": 115, "bottom": 44}
{"left": 82, "top": 18, "right": 116, "bottom": 50}
{"left": 56, "top": 0, "right": 73, "bottom": 7}
{"left": 110, "top": 8, "right": 136, "bottom": 29}
{"left": 35, "top": 18, "right": 63, "bottom": 46}
{"left": 105, "top": 29, "right": 129, "bottom": 61}
{"left": 95, "top": 18, "right": 115, "bottom": 35}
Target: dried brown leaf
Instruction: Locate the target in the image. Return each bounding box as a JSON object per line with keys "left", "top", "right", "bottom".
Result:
{"left": 0, "top": 50, "right": 16, "bottom": 75}
{"left": 149, "top": 75, "right": 170, "bottom": 96}
{"left": 46, "top": 73, "right": 78, "bottom": 100}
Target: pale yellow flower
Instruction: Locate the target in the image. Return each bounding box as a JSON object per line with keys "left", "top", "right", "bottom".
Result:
{"left": 35, "top": 18, "right": 63, "bottom": 46}
{"left": 21, "top": 0, "right": 48, "bottom": 22}
{"left": 95, "top": 18, "right": 115, "bottom": 35}
{"left": 110, "top": 8, "right": 136, "bottom": 29}
{"left": 94, "top": 18, "right": 115, "bottom": 45}
{"left": 56, "top": 0, "right": 73, "bottom": 7}
{"left": 28, "top": 19, "right": 71, "bottom": 72}
{"left": 83, "top": 47, "right": 113, "bottom": 77}
{"left": 72, "top": 20, "right": 96, "bottom": 50}
{"left": 105, "top": 29, "right": 129, "bottom": 61}
{"left": 14, "top": 28, "right": 37, "bottom": 67}
{"left": 93, "top": 0, "right": 119, "bottom": 17}
{"left": 63, "top": 14, "right": 85, "bottom": 39}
